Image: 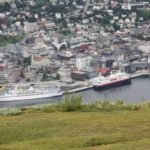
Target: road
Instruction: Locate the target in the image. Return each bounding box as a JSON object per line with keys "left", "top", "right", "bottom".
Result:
{"left": 84, "top": 0, "right": 91, "bottom": 13}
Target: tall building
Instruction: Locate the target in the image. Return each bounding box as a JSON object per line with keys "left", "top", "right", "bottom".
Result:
{"left": 76, "top": 56, "right": 92, "bottom": 70}
{"left": 58, "top": 68, "right": 72, "bottom": 82}
{"left": 24, "top": 22, "right": 39, "bottom": 33}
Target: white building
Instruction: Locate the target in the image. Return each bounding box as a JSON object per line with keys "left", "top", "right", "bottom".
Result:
{"left": 148, "top": 54, "right": 150, "bottom": 63}
{"left": 70, "top": 37, "right": 89, "bottom": 48}
{"left": 76, "top": 56, "right": 92, "bottom": 70}
{"left": 24, "top": 69, "right": 36, "bottom": 82}
{"left": 44, "top": 22, "right": 56, "bottom": 30}
{"left": 24, "top": 22, "right": 39, "bottom": 33}
{"left": 55, "top": 13, "right": 62, "bottom": 19}
{"left": 122, "top": 2, "right": 149, "bottom": 10}
{"left": 58, "top": 68, "right": 72, "bottom": 82}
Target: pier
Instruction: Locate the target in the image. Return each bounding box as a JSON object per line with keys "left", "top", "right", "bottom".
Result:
{"left": 130, "top": 70, "right": 150, "bottom": 79}
{"left": 67, "top": 70, "right": 150, "bottom": 93}
{"left": 67, "top": 85, "right": 93, "bottom": 93}
{"left": 1, "top": 70, "right": 150, "bottom": 96}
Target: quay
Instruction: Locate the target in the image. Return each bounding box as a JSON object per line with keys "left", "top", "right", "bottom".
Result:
{"left": 1, "top": 70, "right": 150, "bottom": 96}
{"left": 67, "top": 85, "right": 93, "bottom": 93}
{"left": 67, "top": 70, "right": 150, "bottom": 93}
{"left": 130, "top": 70, "right": 150, "bottom": 79}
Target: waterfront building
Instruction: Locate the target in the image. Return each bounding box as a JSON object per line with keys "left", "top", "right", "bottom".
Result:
{"left": 97, "top": 68, "right": 111, "bottom": 76}
{"left": 58, "top": 68, "right": 72, "bottom": 82}
{"left": 130, "top": 61, "right": 150, "bottom": 72}
{"left": 76, "top": 56, "right": 92, "bottom": 70}
{"left": 0, "top": 68, "right": 21, "bottom": 83}
{"left": 82, "top": 68, "right": 98, "bottom": 79}
{"left": 71, "top": 70, "right": 87, "bottom": 80}
{"left": 122, "top": 63, "right": 132, "bottom": 74}
{"left": 24, "top": 66, "right": 38, "bottom": 82}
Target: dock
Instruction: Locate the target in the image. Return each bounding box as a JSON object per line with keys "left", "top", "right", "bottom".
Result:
{"left": 66, "top": 70, "right": 150, "bottom": 93}
{"left": 130, "top": 70, "right": 150, "bottom": 79}
{"left": 2, "top": 70, "right": 150, "bottom": 96}
{"left": 67, "top": 85, "right": 93, "bottom": 93}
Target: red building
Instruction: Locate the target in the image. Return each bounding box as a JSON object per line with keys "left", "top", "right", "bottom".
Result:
{"left": 96, "top": 68, "right": 111, "bottom": 76}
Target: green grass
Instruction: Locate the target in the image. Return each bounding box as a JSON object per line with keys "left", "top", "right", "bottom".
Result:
{"left": 0, "top": 105, "right": 149, "bottom": 150}
{"left": 0, "top": 35, "right": 24, "bottom": 46}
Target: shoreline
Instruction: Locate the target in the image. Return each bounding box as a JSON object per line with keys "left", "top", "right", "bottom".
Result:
{"left": 0, "top": 72, "right": 149, "bottom": 108}
{"left": 67, "top": 71, "right": 150, "bottom": 93}
{"left": 0, "top": 99, "right": 150, "bottom": 115}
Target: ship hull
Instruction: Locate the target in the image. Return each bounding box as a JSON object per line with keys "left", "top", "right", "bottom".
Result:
{"left": 0, "top": 92, "right": 63, "bottom": 102}
{"left": 93, "top": 78, "right": 131, "bottom": 90}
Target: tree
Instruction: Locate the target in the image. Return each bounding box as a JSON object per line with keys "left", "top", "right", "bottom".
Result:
{"left": 28, "top": 16, "right": 36, "bottom": 22}
{"left": 23, "top": 57, "right": 31, "bottom": 65}
{"left": 0, "top": 2, "right": 10, "bottom": 12}
{"left": 4, "top": 2, "right": 10, "bottom": 11}
{"left": 42, "top": 72, "right": 48, "bottom": 81}
{"left": 137, "top": 9, "right": 150, "bottom": 21}
{"left": 113, "top": 23, "right": 120, "bottom": 31}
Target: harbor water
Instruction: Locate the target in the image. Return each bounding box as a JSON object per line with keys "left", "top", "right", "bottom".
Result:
{"left": 0, "top": 77, "right": 150, "bottom": 108}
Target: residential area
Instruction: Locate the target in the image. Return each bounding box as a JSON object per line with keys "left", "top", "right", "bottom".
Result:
{"left": 0, "top": 0, "right": 150, "bottom": 90}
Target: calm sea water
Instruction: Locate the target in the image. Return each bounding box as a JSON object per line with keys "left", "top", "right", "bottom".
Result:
{"left": 0, "top": 77, "right": 150, "bottom": 108}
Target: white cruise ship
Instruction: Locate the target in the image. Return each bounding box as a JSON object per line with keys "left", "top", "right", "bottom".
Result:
{"left": 0, "top": 84, "right": 63, "bottom": 101}
{"left": 90, "top": 72, "right": 131, "bottom": 90}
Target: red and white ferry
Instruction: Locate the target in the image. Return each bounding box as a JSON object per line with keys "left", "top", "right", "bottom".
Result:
{"left": 90, "top": 72, "right": 131, "bottom": 90}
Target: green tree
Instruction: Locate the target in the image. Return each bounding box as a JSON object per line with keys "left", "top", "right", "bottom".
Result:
{"left": 42, "top": 72, "right": 48, "bottom": 81}
{"left": 23, "top": 57, "right": 31, "bottom": 65}
{"left": 113, "top": 23, "right": 120, "bottom": 31}
{"left": 137, "top": 9, "right": 150, "bottom": 21}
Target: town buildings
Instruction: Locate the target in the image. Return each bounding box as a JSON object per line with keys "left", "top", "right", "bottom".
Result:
{"left": 0, "top": 0, "right": 149, "bottom": 84}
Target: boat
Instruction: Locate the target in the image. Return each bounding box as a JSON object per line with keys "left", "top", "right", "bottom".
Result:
{"left": 0, "top": 84, "right": 63, "bottom": 101}
{"left": 90, "top": 72, "right": 131, "bottom": 90}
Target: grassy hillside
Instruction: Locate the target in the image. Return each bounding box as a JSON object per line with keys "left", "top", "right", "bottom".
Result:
{"left": 0, "top": 101, "right": 150, "bottom": 150}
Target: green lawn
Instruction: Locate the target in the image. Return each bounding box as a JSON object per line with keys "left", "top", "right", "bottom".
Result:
{"left": 0, "top": 35, "right": 24, "bottom": 46}
{"left": 0, "top": 108, "right": 150, "bottom": 150}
